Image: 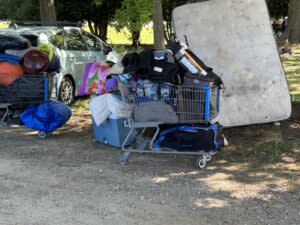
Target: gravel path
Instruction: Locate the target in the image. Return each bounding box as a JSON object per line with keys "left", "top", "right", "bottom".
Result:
{"left": 0, "top": 112, "right": 299, "bottom": 225}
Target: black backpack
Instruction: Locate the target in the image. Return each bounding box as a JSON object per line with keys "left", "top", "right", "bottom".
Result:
{"left": 122, "top": 50, "right": 154, "bottom": 74}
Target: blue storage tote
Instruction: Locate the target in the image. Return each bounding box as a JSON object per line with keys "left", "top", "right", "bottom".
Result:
{"left": 92, "top": 115, "right": 135, "bottom": 148}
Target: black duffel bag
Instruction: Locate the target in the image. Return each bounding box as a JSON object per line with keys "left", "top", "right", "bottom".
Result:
{"left": 139, "top": 60, "right": 181, "bottom": 84}
{"left": 0, "top": 34, "right": 31, "bottom": 53}
{"left": 153, "top": 123, "right": 222, "bottom": 152}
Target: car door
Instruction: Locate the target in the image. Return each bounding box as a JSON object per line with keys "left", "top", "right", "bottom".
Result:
{"left": 81, "top": 31, "right": 107, "bottom": 63}
{"left": 63, "top": 28, "right": 88, "bottom": 92}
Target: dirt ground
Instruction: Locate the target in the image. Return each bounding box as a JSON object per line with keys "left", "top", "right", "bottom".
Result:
{"left": 0, "top": 106, "right": 299, "bottom": 225}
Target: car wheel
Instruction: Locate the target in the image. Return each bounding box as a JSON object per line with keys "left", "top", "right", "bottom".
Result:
{"left": 59, "top": 77, "right": 74, "bottom": 105}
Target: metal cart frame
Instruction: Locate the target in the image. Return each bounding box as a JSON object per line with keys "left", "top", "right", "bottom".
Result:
{"left": 0, "top": 73, "right": 55, "bottom": 137}
{"left": 118, "top": 81, "right": 221, "bottom": 169}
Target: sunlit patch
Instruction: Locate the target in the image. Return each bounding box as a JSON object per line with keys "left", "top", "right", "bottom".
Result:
{"left": 222, "top": 165, "right": 241, "bottom": 172}
{"left": 206, "top": 166, "right": 218, "bottom": 170}
{"left": 292, "top": 148, "right": 300, "bottom": 154}
{"left": 206, "top": 173, "right": 232, "bottom": 180}
{"left": 22, "top": 131, "right": 38, "bottom": 136}
{"left": 215, "top": 160, "right": 228, "bottom": 164}
{"left": 152, "top": 177, "right": 169, "bottom": 183}
{"left": 282, "top": 156, "right": 297, "bottom": 163}
{"left": 248, "top": 172, "right": 273, "bottom": 178}
{"left": 200, "top": 174, "right": 291, "bottom": 200}
{"left": 169, "top": 171, "right": 200, "bottom": 177}
{"left": 277, "top": 163, "right": 300, "bottom": 171}
{"left": 195, "top": 198, "right": 228, "bottom": 208}
{"left": 289, "top": 123, "right": 300, "bottom": 129}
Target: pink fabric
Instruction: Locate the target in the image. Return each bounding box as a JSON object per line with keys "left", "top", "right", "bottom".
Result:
{"left": 77, "top": 61, "right": 111, "bottom": 96}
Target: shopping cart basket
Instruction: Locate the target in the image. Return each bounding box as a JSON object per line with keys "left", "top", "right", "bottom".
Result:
{"left": 0, "top": 73, "right": 55, "bottom": 126}
{"left": 118, "top": 81, "right": 221, "bottom": 169}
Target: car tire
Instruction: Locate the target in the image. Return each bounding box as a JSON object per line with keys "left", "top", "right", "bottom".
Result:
{"left": 58, "top": 77, "right": 75, "bottom": 105}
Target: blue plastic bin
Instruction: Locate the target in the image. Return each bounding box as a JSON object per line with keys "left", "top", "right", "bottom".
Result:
{"left": 92, "top": 115, "right": 135, "bottom": 148}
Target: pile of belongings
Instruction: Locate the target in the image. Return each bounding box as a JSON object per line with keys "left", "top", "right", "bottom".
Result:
{"left": 0, "top": 34, "right": 71, "bottom": 135}
{"left": 0, "top": 34, "right": 61, "bottom": 87}
{"left": 81, "top": 42, "right": 223, "bottom": 127}
{"left": 77, "top": 60, "right": 130, "bottom": 125}
{"left": 0, "top": 33, "right": 62, "bottom": 103}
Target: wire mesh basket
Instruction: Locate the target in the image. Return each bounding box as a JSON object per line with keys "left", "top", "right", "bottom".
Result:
{"left": 120, "top": 81, "right": 220, "bottom": 128}
{"left": 0, "top": 73, "right": 54, "bottom": 106}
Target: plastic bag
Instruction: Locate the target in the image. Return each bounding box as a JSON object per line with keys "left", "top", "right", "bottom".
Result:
{"left": 89, "top": 93, "right": 128, "bottom": 126}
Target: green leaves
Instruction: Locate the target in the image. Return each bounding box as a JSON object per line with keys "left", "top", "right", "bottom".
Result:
{"left": 266, "top": 0, "right": 289, "bottom": 18}
{"left": 113, "top": 0, "right": 152, "bottom": 33}
{"left": 0, "top": 0, "right": 40, "bottom": 20}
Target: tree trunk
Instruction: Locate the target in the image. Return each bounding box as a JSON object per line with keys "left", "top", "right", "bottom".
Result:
{"left": 286, "top": 0, "right": 300, "bottom": 44}
{"left": 164, "top": 21, "right": 173, "bottom": 45}
{"left": 94, "top": 19, "right": 109, "bottom": 42}
{"left": 131, "top": 31, "right": 141, "bottom": 47}
{"left": 39, "top": 0, "right": 56, "bottom": 22}
{"left": 88, "top": 20, "right": 95, "bottom": 34}
{"left": 153, "top": 0, "right": 165, "bottom": 50}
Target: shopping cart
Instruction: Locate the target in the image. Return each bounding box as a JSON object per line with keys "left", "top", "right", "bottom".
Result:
{"left": 119, "top": 81, "right": 221, "bottom": 169}
{"left": 0, "top": 73, "right": 55, "bottom": 136}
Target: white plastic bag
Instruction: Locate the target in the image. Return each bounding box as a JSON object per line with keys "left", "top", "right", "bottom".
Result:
{"left": 89, "top": 93, "right": 129, "bottom": 126}
{"left": 89, "top": 94, "right": 111, "bottom": 126}
{"left": 107, "top": 94, "right": 127, "bottom": 118}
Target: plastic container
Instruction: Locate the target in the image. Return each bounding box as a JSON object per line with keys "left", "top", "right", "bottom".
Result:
{"left": 175, "top": 48, "right": 208, "bottom": 76}
{"left": 153, "top": 50, "right": 175, "bottom": 63}
{"left": 93, "top": 115, "right": 135, "bottom": 148}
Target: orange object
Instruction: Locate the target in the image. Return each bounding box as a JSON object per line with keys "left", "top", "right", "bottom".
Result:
{"left": 0, "top": 62, "right": 24, "bottom": 86}
{"left": 184, "top": 51, "right": 207, "bottom": 74}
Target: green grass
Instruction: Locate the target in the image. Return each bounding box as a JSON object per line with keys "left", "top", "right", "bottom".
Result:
{"left": 282, "top": 45, "right": 300, "bottom": 102}
{"left": 0, "top": 23, "right": 9, "bottom": 29}
{"left": 82, "top": 25, "right": 154, "bottom": 45}
{"left": 255, "top": 140, "right": 299, "bottom": 163}
{"left": 71, "top": 98, "right": 89, "bottom": 112}
{"left": 0, "top": 23, "right": 154, "bottom": 45}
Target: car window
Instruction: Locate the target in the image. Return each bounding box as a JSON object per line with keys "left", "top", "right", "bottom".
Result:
{"left": 64, "top": 30, "right": 86, "bottom": 51}
{"left": 51, "top": 32, "right": 65, "bottom": 49}
{"left": 82, "top": 32, "right": 102, "bottom": 51}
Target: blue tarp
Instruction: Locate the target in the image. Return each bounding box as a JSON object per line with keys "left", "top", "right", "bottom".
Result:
{"left": 20, "top": 100, "right": 72, "bottom": 133}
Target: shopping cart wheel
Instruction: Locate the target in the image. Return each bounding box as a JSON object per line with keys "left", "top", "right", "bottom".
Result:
{"left": 206, "top": 155, "right": 212, "bottom": 162}
{"left": 118, "top": 152, "right": 131, "bottom": 165}
{"left": 38, "top": 131, "right": 48, "bottom": 139}
{"left": 197, "top": 156, "right": 207, "bottom": 169}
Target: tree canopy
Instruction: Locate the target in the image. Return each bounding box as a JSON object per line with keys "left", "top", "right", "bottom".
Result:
{"left": 266, "top": 0, "right": 289, "bottom": 18}
{"left": 114, "top": 0, "right": 152, "bottom": 33}
{"left": 56, "top": 0, "right": 122, "bottom": 41}
{"left": 0, "top": 0, "right": 299, "bottom": 44}
{"left": 0, "top": 0, "right": 39, "bottom": 21}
